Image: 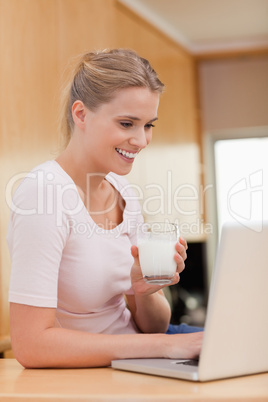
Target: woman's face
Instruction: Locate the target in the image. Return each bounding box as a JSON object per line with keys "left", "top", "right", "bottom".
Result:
{"left": 80, "top": 86, "right": 160, "bottom": 175}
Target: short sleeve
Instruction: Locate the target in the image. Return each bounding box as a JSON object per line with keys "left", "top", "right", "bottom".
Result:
{"left": 7, "top": 170, "right": 69, "bottom": 308}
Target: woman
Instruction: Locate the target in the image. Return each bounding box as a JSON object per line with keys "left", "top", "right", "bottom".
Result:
{"left": 7, "top": 49, "right": 203, "bottom": 368}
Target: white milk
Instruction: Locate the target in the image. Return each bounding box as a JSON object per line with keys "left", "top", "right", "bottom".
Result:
{"left": 138, "top": 238, "right": 177, "bottom": 278}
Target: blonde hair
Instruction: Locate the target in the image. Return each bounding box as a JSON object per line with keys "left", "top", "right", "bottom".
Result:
{"left": 60, "top": 49, "right": 165, "bottom": 146}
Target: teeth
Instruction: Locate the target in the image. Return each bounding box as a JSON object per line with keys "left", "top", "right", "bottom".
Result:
{"left": 116, "top": 148, "right": 137, "bottom": 159}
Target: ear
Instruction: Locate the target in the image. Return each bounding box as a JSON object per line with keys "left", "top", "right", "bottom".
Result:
{"left": 72, "top": 100, "right": 87, "bottom": 130}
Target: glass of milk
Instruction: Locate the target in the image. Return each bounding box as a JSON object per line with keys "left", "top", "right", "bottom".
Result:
{"left": 137, "top": 222, "right": 179, "bottom": 285}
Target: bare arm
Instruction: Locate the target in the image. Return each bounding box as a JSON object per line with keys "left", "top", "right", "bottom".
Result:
{"left": 10, "top": 303, "right": 203, "bottom": 368}
{"left": 126, "top": 290, "right": 171, "bottom": 333}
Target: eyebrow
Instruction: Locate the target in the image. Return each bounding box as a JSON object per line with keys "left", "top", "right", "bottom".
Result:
{"left": 118, "top": 115, "right": 158, "bottom": 123}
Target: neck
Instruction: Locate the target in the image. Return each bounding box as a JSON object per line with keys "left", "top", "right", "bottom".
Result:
{"left": 56, "top": 136, "right": 107, "bottom": 196}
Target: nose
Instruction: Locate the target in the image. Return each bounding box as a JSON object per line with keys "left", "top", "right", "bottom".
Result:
{"left": 129, "top": 128, "right": 151, "bottom": 150}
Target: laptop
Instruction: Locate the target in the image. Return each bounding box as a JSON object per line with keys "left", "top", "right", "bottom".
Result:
{"left": 112, "top": 222, "right": 268, "bottom": 381}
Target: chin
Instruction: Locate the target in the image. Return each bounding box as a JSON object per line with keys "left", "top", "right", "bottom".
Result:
{"left": 111, "top": 165, "right": 133, "bottom": 176}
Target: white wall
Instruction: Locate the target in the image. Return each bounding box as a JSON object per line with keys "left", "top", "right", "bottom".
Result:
{"left": 198, "top": 55, "right": 268, "bottom": 280}
{"left": 126, "top": 143, "right": 207, "bottom": 242}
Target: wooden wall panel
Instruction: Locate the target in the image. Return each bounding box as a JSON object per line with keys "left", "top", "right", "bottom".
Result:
{"left": 0, "top": 0, "right": 60, "bottom": 336}
{"left": 0, "top": 0, "right": 59, "bottom": 156}
{"left": 57, "top": 0, "right": 117, "bottom": 76}
{"left": 0, "top": 0, "right": 198, "bottom": 339}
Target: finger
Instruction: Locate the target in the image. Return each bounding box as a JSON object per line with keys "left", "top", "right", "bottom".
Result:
{"left": 160, "top": 272, "right": 180, "bottom": 290}
{"left": 179, "top": 237, "right": 188, "bottom": 250}
{"left": 131, "top": 245, "right": 140, "bottom": 266}
{"left": 173, "top": 272, "right": 180, "bottom": 284}
{"left": 174, "top": 252, "right": 185, "bottom": 273}
{"left": 169, "top": 272, "right": 180, "bottom": 286}
{"left": 175, "top": 241, "right": 187, "bottom": 261}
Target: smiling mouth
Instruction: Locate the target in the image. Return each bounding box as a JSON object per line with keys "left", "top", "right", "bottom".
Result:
{"left": 115, "top": 148, "right": 138, "bottom": 159}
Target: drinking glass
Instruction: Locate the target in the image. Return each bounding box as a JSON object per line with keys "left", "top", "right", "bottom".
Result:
{"left": 137, "top": 222, "right": 179, "bottom": 285}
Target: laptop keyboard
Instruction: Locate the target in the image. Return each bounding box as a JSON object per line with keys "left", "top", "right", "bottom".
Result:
{"left": 176, "top": 359, "right": 199, "bottom": 367}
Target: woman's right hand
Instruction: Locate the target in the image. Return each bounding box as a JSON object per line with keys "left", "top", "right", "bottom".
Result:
{"left": 162, "top": 331, "right": 204, "bottom": 360}
{"left": 130, "top": 245, "right": 180, "bottom": 297}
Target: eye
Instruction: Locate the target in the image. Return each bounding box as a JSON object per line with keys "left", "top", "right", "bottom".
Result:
{"left": 145, "top": 123, "right": 155, "bottom": 129}
{"left": 120, "top": 121, "right": 133, "bottom": 128}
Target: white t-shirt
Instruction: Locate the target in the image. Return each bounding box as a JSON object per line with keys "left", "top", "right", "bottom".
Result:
{"left": 7, "top": 160, "right": 143, "bottom": 334}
